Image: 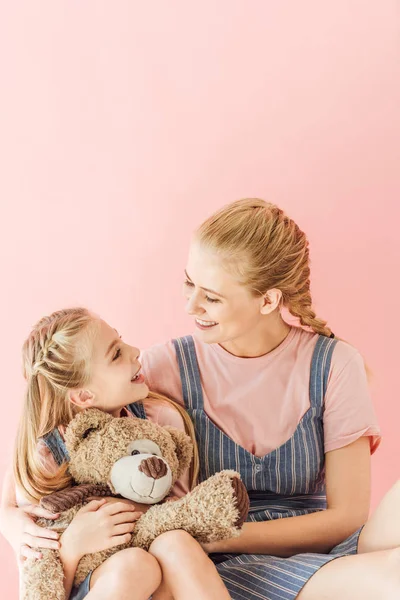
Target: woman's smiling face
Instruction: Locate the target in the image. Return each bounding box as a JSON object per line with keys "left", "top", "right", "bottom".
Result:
{"left": 183, "top": 241, "right": 266, "bottom": 346}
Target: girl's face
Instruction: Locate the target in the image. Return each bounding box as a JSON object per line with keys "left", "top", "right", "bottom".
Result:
{"left": 184, "top": 241, "right": 267, "bottom": 347}
{"left": 81, "top": 319, "right": 149, "bottom": 415}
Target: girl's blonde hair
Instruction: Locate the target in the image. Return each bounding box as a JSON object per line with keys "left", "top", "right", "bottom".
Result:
{"left": 14, "top": 307, "right": 199, "bottom": 503}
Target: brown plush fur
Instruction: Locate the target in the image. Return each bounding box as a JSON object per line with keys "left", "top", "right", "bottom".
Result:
{"left": 22, "top": 408, "right": 249, "bottom": 599}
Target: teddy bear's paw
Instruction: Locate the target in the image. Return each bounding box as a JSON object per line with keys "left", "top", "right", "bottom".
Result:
{"left": 230, "top": 475, "right": 250, "bottom": 527}
{"left": 22, "top": 550, "right": 65, "bottom": 600}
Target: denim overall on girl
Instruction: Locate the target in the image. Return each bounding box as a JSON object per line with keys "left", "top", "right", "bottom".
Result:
{"left": 172, "top": 334, "right": 361, "bottom": 600}
{"left": 41, "top": 402, "right": 147, "bottom": 600}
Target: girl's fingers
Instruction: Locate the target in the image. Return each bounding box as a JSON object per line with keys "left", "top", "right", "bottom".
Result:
{"left": 111, "top": 511, "right": 143, "bottom": 525}
{"left": 24, "top": 504, "right": 60, "bottom": 520}
{"left": 108, "top": 533, "right": 132, "bottom": 548}
{"left": 81, "top": 499, "right": 107, "bottom": 512}
{"left": 87, "top": 496, "right": 138, "bottom": 512}
{"left": 22, "top": 533, "right": 61, "bottom": 550}
{"left": 20, "top": 545, "right": 42, "bottom": 561}
{"left": 25, "top": 520, "right": 59, "bottom": 540}
{"left": 102, "top": 501, "right": 139, "bottom": 516}
{"left": 112, "top": 522, "right": 137, "bottom": 536}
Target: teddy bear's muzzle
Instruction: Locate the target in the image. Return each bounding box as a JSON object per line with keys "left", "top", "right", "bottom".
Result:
{"left": 138, "top": 456, "right": 168, "bottom": 480}
{"left": 110, "top": 453, "right": 173, "bottom": 503}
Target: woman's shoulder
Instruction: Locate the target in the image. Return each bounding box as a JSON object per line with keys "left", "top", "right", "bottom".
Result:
{"left": 140, "top": 340, "right": 184, "bottom": 402}
{"left": 330, "top": 338, "right": 365, "bottom": 378}
{"left": 295, "top": 328, "right": 363, "bottom": 372}
{"left": 142, "top": 397, "right": 186, "bottom": 431}
{"left": 140, "top": 339, "right": 177, "bottom": 371}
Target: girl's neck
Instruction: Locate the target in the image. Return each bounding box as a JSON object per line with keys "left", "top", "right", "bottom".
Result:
{"left": 108, "top": 406, "right": 127, "bottom": 418}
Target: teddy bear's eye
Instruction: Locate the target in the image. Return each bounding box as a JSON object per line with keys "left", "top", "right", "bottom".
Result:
{"left": 82, "top": 428, "right": 95, "bottom": 440}
{"left": 131, "top": 449, "right": 141, "bottom": 456}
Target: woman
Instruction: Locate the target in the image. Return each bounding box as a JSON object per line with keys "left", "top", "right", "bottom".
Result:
{"left": 140, "top": 198, "right": 400, "bottom": 599}
{"left": 4, "top": 199, "right": 400, "bottom": 599}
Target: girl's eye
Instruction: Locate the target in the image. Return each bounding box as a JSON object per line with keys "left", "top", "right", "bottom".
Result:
{"left": 131, "top": 449, "right": 140, "bottom": 456}
{"left": 205, "top": 296, "right": 220, "bottom": 303}
{"left": 183, "top": 280, "right": 194, "bottom": 288}
{"left": 112, "top": 348, "right": 121, "bottom": 361}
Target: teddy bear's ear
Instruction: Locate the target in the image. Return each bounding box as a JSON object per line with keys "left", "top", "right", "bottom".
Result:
{"left": 163, "top": 426, "right": 193, "bottom": 479}
{"left": 65, "top": 408, "right": 113, "bottom": 453}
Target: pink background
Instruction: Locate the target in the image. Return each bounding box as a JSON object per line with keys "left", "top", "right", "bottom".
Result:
{"left": 1, "top": 1, "right": 399, "bottom": 594}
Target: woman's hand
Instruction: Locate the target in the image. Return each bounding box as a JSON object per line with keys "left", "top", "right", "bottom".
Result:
{"left": 60, "top": 499, "right": 143, "bottom": 562}
{"left": 0, "top": 504, "right": 61, "bottom": 562}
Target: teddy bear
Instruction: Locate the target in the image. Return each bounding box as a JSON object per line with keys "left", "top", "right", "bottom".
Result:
{"left": 22, "top": 408, "right": 249, "bottom": 600}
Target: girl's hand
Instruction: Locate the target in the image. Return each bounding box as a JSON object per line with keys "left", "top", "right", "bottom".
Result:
{"left": 87, "top": 495, "right": 152, "bottom": 514}
{"left": 0, "top": 504, "right": 61, "bottom": 562}
{"left": 60, "top": 499, "right": 143, "bottom": 561}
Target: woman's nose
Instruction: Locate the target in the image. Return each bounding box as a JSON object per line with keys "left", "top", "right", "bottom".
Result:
{"left": 186, "top": 293, "right": 204, "bottom": 316}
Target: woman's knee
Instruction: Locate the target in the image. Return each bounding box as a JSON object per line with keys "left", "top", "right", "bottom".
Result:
{"left": 149, "top": 530, "right": 199, "bottom": 560}
{"left": 383, "top": 547, "right": 400, "bottom": 599}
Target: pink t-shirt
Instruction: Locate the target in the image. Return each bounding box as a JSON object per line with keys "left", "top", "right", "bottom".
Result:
{"left": 16, "top": 399, "right": 190, "bottom": 507}
{"left": 141, "top": 327, "right": 381, "bottom": 458}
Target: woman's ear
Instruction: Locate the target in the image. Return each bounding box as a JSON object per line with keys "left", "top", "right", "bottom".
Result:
{"left": 260, "top": 289, "right": 282, "bottom": 315}
{"left": 68, "top": 388, "right": 95, "bottom": 408}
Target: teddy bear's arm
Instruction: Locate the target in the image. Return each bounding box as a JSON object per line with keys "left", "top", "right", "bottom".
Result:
{"left": 40, "top": 483, "right": 112, "bottom": 512}
{"left": 132, "top": 471, "right": 249, "bottom": 550}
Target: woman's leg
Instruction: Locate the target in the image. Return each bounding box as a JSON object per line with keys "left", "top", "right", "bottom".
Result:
{"left": 358, "top": 479, "right": 400, "bottom": 553}
{"left": 149, "top": 530, "right": 231, "bottom": 600}
{"left": 85, "top": 547, "right": 162, "bottom": 600}
{"left": 298, "top": 481, "right": 400, "bottom": 600}
{"left": 297, "top": 547, "right": 400, "bottom": 600}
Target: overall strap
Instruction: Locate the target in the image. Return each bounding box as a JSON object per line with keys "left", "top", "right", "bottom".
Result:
{"left": 126, "top": 401, "right": 147, "bottom": 419}
{"left": 172, "top": 336, "right": 204, "bottom": 410}
{"left": 309, "top": 335, "right": 338, "bottom": 409}
{"left": 41, "top": 428, "right": 70, "bottom": 466}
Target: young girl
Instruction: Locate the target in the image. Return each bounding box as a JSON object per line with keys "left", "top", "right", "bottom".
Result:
{"left": 0, "top": 307, "right": 230, "bottom": 600}
{"left": 139, "top": 198, "right": 400, "bottom": 600}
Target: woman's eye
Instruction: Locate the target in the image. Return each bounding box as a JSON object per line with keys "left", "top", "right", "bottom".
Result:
{"left": 183, "top": 280, "right": 194, "bottom": 288}
{"left": 205, "top": 296, "right": 220, "bottom": 303}
{"left": 112, "top": 348, "right": 121, "bottom": 361}
{"left": 131, "top": 449, "right": 141, "bottom": 456}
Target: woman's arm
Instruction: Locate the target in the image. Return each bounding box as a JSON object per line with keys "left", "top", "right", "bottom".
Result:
{"left": 0, "top": 466, "right": 60, "bottom": 559}
{"left": 204, "top": 437, "right": 371, "bottom": 556}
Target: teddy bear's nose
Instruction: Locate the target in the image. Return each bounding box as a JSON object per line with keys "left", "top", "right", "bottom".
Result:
{"left": 138, "top": 456, "right": 168, "bottom": 480}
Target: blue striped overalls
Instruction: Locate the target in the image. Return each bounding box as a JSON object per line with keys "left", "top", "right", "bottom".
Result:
{"left": 172, "top": 334, "right": 361, "bottom": 600}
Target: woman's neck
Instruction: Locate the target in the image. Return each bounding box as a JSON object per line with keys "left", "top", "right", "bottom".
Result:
{"left": 219, "top": 315, "right": 292, "bottom": 358}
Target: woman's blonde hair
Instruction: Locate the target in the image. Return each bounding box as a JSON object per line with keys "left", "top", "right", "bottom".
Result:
{"left": 197, "top": 198, "right": 335, "bottom": 337}
{"left": 14, "top": 307, "right": 199, "bottom": 503}
{"left": 197, "top": 199, "right": 371, "bottom": 376}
